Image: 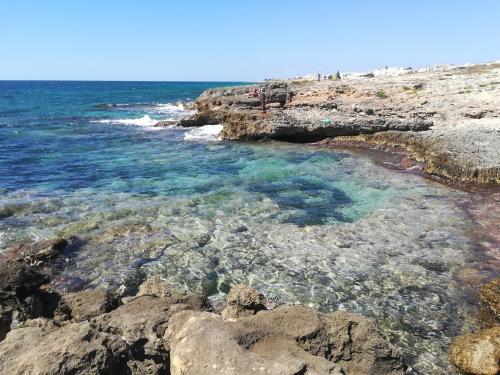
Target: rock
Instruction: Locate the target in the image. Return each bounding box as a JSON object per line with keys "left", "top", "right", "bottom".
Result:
{"left": 0, "top": 318, "right": 129, "bottom": 375}
{"left": 137, "top": 275, "right": 174, "bottom": 298}
{"left": 221, "top": 284, "right": 266, "bottom": 319}
{"left": 0, "top": 261, "right": 53, "bottom": 341}
{"left": 449, "top": 327, "right": 500, "bottom": 375}
{"left": 154, "top": 120, "right": 177, "bottom": 127}
{"left": 55, "top": 288, "right": 120, "bottom": 322}
{"left": 94, "top": 293, "right": 209, "bottom": 372}
{"left": 1, "top": 238, "right": 70, "bottom": 266}
{"left": 167, "top": 306, "right": 404, "bottom": 375}
{"left": 480, "top": 278, "right": 500, "bottom": 320}
{"left": 0, "top": 203, "right": 24, "bottom": 218}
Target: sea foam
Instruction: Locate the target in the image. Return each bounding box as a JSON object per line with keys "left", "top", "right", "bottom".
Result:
{"left": 184, "top": 124, "right": 223, "bottom": 142}
{"left": 91, "top": 115, "right": 159, "bottom": 127}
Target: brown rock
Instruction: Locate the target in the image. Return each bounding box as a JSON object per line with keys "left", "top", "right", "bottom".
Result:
{"left": 449, "top": 327, "right": 500, "bottom": 375}
{"left": 1, "top": 238, "right": 71, "bottom": 266}
{"left": 137, "top": 276, "right": 174, "bottom": 298}
{"left": 221, "top": 284, "right": 266, "bottom": 319}
{"left": 55, "top": 288, "right": 119, "bottom": 322}
{"left": 0, "top": 318, "right": 129, "bottom": 375}
{"left": 167, "top": 305, "right": 404, "bottom": 375}
{"left": 480, "top": 278, "right": 500, "bottom": 320}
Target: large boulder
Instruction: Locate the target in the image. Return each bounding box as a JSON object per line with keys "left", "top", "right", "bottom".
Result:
{"left": 167, "top": 305, "right": 404, "bottom": 375}
{"left": 449, "top": 326, "right": 500, "bottom": 375}
{"left": 0, "top": 318, "right": 129, "bottom": 375}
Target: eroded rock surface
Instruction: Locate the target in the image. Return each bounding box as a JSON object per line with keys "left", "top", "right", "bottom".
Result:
{"left": 55, "top": 288, "right": 119, "bottom": 322}
{"left": 480, "top": 278, "right": 500, "bottom": 320}
{"left": 168, "top": 306, "right": 404, "bottom": 375}
{"left": 449, "top": 326, "right": 500, "bottom": 375}
{"left": 0, "top": 281, "right": 404, "bottom": 375}
{"left": 0, "top": 318, "right": 129, "bottom": 375}
{"left": 221, "top": 283, "right": 266, "bottom": 319}
{"left": 181, "top": 63, "right": 500, "bottom": 183}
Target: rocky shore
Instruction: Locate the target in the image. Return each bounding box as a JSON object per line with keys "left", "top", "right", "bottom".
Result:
{"left": 0, "top": 255, "right": 407, "bottom": 375}
{"left": 178, "top": 62, "right": 500, "bottom": 184}
{"left": 1, "top": 239, "right": 498, "bottom": 375}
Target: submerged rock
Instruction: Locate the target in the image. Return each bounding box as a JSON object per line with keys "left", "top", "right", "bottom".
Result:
{"left": 1, "top": 237, "right": 74, "bottom": 266}
{"left": 480, "top": 278, "right": 500, "bottom": 321}
{"left": 449, "top": 327, "right": 500, "bottom": 375}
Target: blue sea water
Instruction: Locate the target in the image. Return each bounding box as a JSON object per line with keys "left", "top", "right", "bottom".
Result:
{"left": 0, "top": 81, "right": 496, "bottom": 374}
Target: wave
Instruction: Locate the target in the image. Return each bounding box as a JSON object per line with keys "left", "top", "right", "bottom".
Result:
{"left": 184, "top": 124, "right": 223, "bottom": 142}
{"left": 91, "top": 115, "right": 159, "bottom": 127}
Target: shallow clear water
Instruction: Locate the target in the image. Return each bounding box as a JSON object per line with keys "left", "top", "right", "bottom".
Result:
{"left": 0, "top": 81, "right": 498, "bottom": 375}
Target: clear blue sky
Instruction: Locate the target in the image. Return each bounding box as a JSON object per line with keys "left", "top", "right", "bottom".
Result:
{"left": 1, "top": 0, "right": 499, "bottom": 81}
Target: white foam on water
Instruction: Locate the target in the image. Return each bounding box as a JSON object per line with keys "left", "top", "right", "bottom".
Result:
{"left": 154, "top": 102, "right": 187, "bottom": 114}
{"left": 184, "top": 124, "right": 223, "bottom": 142}
{"left": 91, "top": 115, "right": 159, "bottom": 128}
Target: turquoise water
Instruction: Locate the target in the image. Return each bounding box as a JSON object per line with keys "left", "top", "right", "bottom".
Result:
{"left": 0, "top": 81, "right": 497, "bottom": 374}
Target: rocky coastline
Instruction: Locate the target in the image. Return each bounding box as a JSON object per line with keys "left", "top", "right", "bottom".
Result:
{"left": 1, "top": 63, "right": 499, "bottom": 375}
{"left": 177, "top": 62, "right": 500, "bottom": 184}
{"left": 0, "top": 251, "right": 408, "bottom": 375}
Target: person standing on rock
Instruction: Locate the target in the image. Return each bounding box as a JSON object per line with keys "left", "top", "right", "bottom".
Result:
{"left": 259, "top": 86, "right": 266, "bottom": 113}
{"left": 336, "top": 70, "right": 341, "bottom": 80}
{"left": 317, "top": 73, "right": 321, "bottom": 82}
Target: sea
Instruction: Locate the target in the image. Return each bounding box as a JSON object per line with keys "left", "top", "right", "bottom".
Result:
{"left": 0, "top": 80, "right": 498, "bottom": 374}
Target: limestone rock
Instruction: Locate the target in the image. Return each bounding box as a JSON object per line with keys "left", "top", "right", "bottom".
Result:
{"left": 480, "top": 278, "right": 500, "bottom": 320}
{"left": 167, "top": 305, "right": 404, "bottom": 375}
{"left": 221, "top": 284, "right": 266, "bottom": 319}
{"left": 1, "top": 238, "right": 69, "bottom": 266}
{"left": 55, "top": 288, "right": 119, "bottom": 322}
{"left": 0, "top": 318, "right": 129, "bottom": 375}
{"left": 0, "top": 262, "right": 53, "bottom": 341}
{"left": 449, "top": 327, "right": 500, "bottom": 375}
{"left": 137, "top": 276, "right": 174, "bottom": 298}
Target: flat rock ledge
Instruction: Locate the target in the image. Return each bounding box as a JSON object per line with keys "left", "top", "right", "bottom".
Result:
{"left": 0, "top": 276, "right": 405, "bottom": 375}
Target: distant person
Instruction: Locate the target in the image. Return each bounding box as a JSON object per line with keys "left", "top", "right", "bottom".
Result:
{"left": 336, "top": 70, "right": 341, "bottom": 80}
{"left": 259, "top": 86, "right": 266, "bottom": 113}
{"left": 317, "top": 73, "right": 321, "bottom": 82}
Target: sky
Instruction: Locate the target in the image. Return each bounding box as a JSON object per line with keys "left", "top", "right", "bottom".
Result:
{"left": 1, "top": 0, "right": 499, "bottom": 81}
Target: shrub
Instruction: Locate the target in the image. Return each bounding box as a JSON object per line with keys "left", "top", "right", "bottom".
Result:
{"left": 376, "top": 90, "right": 388, "bottom": 99}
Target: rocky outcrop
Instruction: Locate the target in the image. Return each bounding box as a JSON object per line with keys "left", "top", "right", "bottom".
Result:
{"left": 167, "top": 306, "right": 404, "bottom": 375}
{"left": 318, "top": 131, "right": 500, "bottom": 184}
{"left": 449, "top": 327, "right": 500, "bottom": 375}
{"left": 181, "top": 63, "right": 500, "bottom": 183}
{"left": 0, "top": 281, "right": 404, "bottom": 375}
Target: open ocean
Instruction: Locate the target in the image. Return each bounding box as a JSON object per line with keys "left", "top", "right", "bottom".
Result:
{"left": 0, "top": 80, "right": 497, "bottom": 374}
